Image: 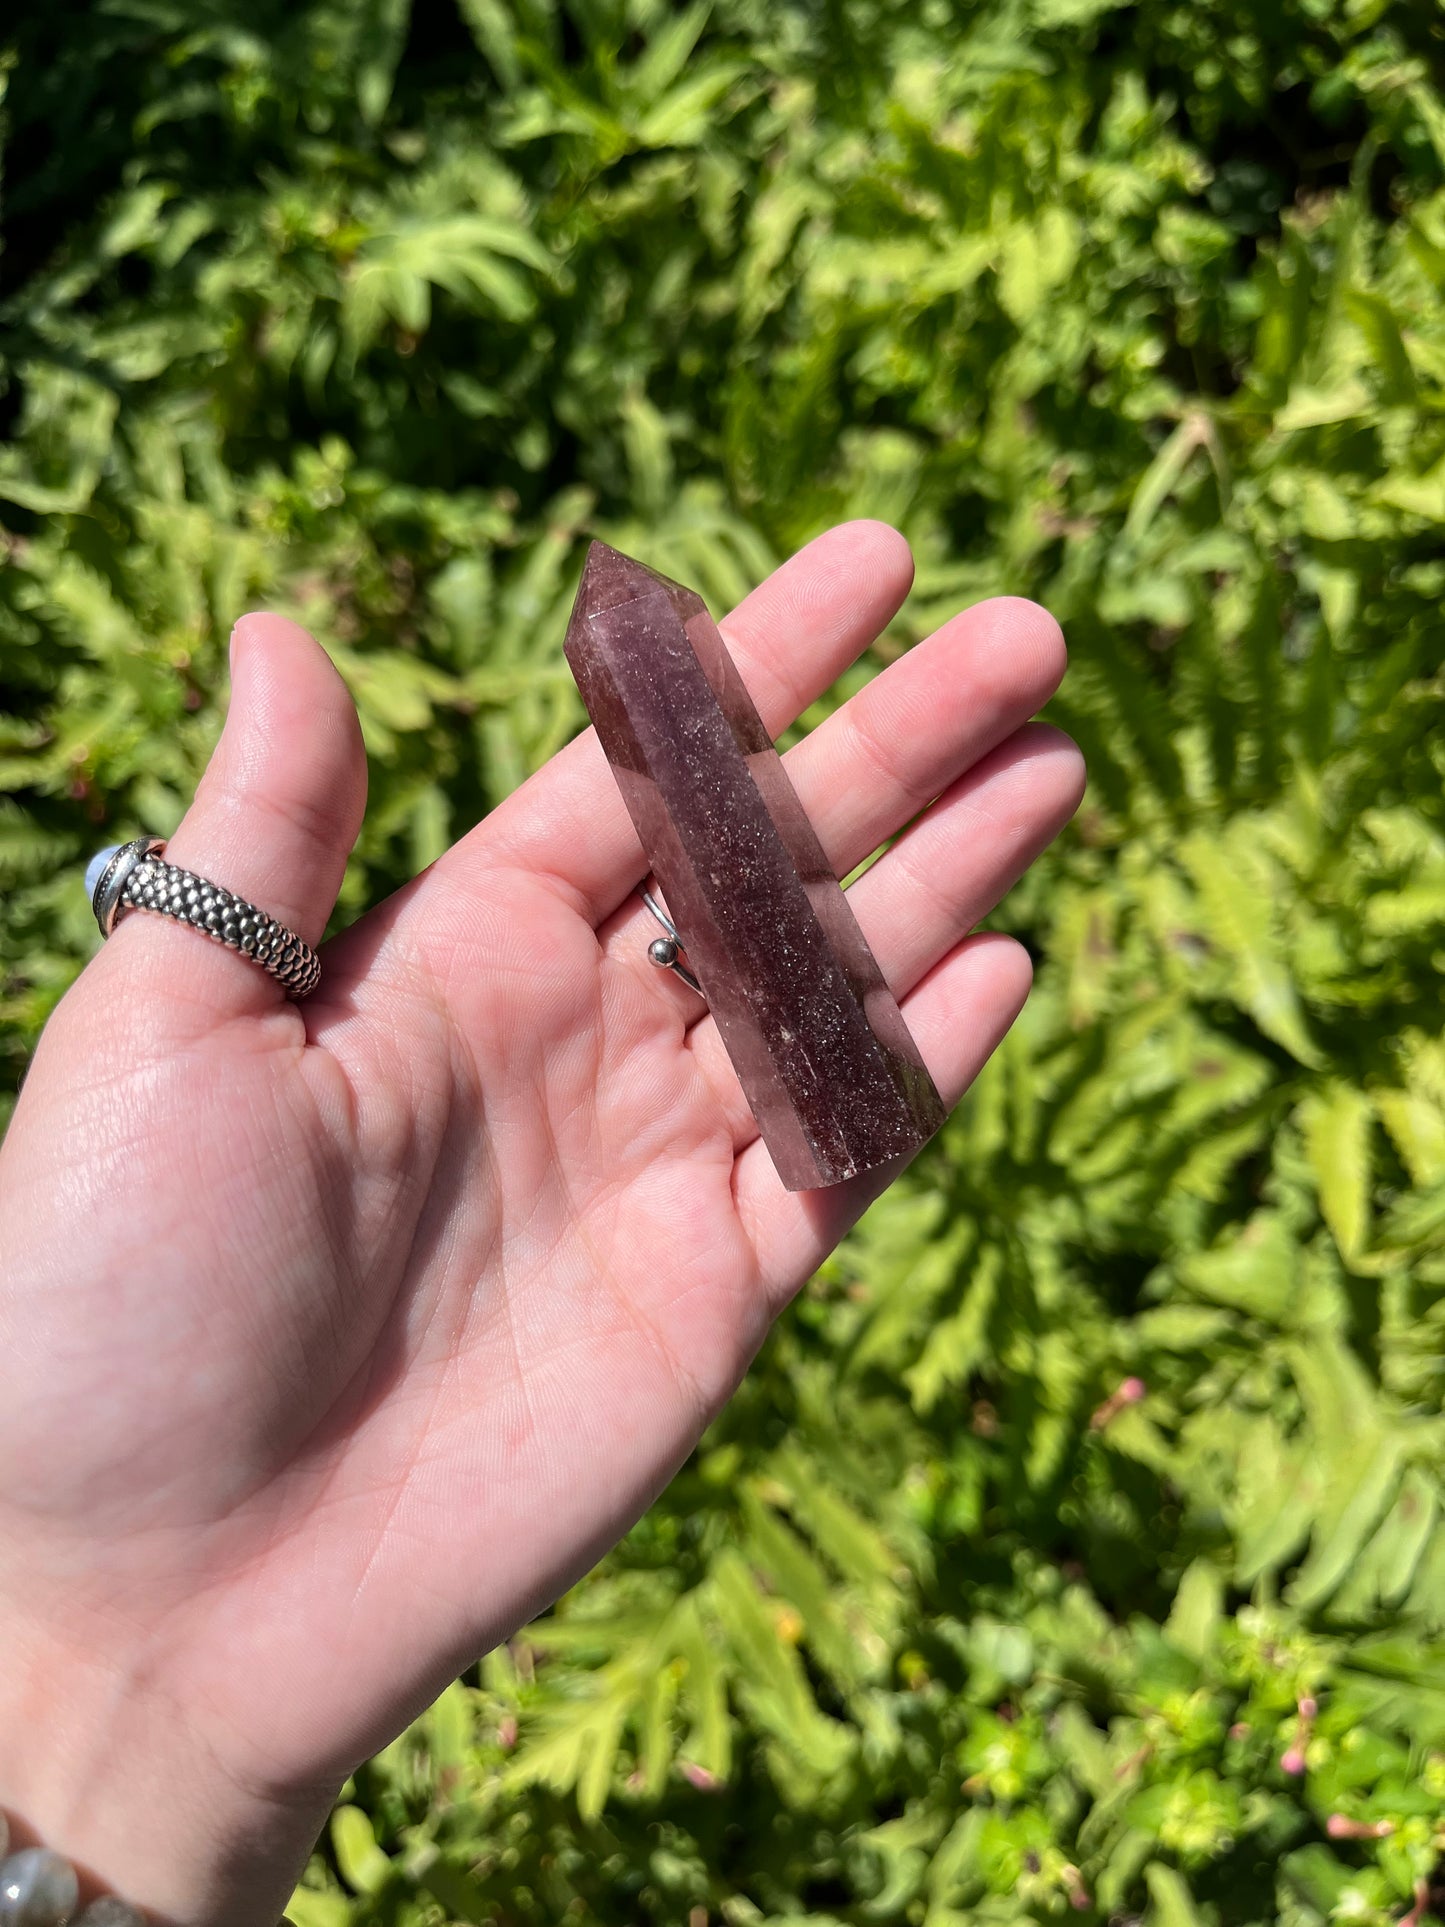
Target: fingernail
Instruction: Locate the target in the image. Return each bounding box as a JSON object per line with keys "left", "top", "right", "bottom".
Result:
{"left": 230, "top": 613, "right": 256, "bottom": 660}
{"left": 229, "top": 614, "right": 264, "bottom": 696}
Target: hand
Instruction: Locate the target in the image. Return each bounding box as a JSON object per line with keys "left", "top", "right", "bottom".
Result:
{"left": 0, "top": 523, "right": 1082, "bottom": 1925}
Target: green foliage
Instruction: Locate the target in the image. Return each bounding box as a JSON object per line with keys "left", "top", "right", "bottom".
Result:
{"left": 5, "top": 0, "right": 1445, "bottom": 1921}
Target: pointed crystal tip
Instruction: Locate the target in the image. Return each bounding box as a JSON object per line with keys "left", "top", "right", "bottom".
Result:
{"left": 572, "top": 540, "right": 699, "bottom": 623}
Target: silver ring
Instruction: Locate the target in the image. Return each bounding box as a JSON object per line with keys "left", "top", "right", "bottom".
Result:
{"left": 640, "top": 885, "right": 705, "bottom": 999}
{"left": 86, "top": 838, "right": 321, "bottom": 1000}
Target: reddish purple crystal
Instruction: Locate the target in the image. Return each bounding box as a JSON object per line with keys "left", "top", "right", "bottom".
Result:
{"left": 564, "top": 541, "right": 946, "bottom": 1191}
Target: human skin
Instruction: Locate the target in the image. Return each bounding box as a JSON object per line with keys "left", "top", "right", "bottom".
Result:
{"left": 0, "top": 522, "right": 1084, "bottom": 1926}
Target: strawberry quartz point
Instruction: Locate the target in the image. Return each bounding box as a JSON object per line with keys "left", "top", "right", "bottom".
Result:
{"left": 563, "top": 540, "right": 947, "bottom": 1191}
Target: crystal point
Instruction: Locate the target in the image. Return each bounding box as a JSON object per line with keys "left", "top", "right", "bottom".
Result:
{"left": 565, "top": 540, "right": 946, "bottom": 1190}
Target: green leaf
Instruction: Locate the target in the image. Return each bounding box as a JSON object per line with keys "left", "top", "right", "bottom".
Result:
{"left": 1372, "top": 461, "right": 1445, "bottom": 521}
{"left": 635, "top": 64, "right": 746, "bottom": 148}
{"left": 456, "top": 0, "right": 522, "bottom": 83}
{"left": 627, "top": 2, "right": 713, "bottom": 105}
{"left": 354, "top": 0, "right": 411, "bottom": 125}
{"left": 1275, "top": 378, "right": 1374, "bottom": 431}
{"left": 284, "top": 1889, "right": 352, "bottom": 1927}
{"left": 330, "top": 1807, "right": 393, "bottom": 1896}
{"left": 1375, "top": 1087, "right": 1445, "bottom": 1187}
{"left": 906, "top": 1242, "right": 1002, "bottom": 1411}
{"left": 1145, "top": 1862, "right": 1208, "bottom": 1927}
{"left": 1164, "top": 1560, "right": 1222, "bottom": 1660}
{"left": 1342, "top": 289, "right": 1416, "bottom": 405}
{"left": 1179, "top": 830, "right": 1321, "bottom": 1067}
{"left": 1301, "top": 1082, "right": 1374, "bottom": 1264}
{"left": 710, "top": 1552, "right": 853, "bottom": 1779}
{"left": 1125, "top": 417, "right": 1208, "bottom": 540}
{"left": 674, "top": 1595, "right": 732, "bottom": 1782}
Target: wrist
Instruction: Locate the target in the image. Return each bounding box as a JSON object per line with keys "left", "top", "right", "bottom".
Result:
{"left": 0, "top": 1617, "right": 334, "bottom": 1927}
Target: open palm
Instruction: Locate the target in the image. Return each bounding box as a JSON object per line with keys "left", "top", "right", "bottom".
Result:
{"left": 0, "top": 523, "right": 1081, "bottom": 1926}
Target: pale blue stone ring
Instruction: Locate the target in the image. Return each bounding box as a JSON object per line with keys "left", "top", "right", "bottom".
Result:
{"left": 83, "top": 845, "right": 121, "bottom": 903}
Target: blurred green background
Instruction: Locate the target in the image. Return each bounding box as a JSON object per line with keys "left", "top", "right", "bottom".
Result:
{"left": 4, "top": 0, "right": 1445, "bottom": 1921}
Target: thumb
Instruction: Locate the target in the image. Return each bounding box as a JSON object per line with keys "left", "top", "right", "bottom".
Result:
{"left": 93, "top": 613, "right": 367, "bottom": 1024}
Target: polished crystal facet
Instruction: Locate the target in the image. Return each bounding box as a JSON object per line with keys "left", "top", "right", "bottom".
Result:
{"left": 564, "top": 540, "right": 946, "bottom": 1190}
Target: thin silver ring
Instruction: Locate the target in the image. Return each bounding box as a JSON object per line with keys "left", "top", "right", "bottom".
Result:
{"left": 87, "top": 837, "right": 321, "bottom": 1000}
{"left": 640, "top": 886, "right": 705, "bottom": 999}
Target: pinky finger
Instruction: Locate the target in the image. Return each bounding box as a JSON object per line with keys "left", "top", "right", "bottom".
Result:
{"left": 732, "top": 931, "right": 1033, "bottom": 1304}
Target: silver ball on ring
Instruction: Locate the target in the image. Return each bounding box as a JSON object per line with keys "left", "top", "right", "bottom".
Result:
{"left": 648, "top": 936, "right": 679, "bottom": 969}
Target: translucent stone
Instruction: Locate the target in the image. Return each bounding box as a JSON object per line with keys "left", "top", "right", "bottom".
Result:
{"left": 73, "top": 1899, "right": 145, "bottom": 1927}
{"left": 565, "top": 541, "right": 946, "bottom": 1189}
{"left": 0, "top": 1848, "right": 80, "bottom": 1926}
{"left": 84, "top": 846, "right": 123, "bottom": 903}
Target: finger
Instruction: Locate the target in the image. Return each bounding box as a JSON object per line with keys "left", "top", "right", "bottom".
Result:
{"left": 689, "top": 724, "right": 1084, "bottom": 1149}
{"left": 455, "top": 520, "right": 916, "bottom": 924}
{"left": 96, "top": 614, "right": 367, "bottom": 1025}
{"left": 598, "top": 594, "right": 1067, "bottom": 1020}
{"left": 733, "top": 931, "right": 1033, "bottom": 1301}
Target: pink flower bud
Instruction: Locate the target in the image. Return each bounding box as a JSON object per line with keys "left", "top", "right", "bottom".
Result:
{"left": 1062, "top": 1865, "right": 1090, "bottom": 1911}
{"left": 1281, "top": 1747, "right": 1306, "bottom": 1776}
{"left": 1299, "top": 1696, "right": 1318, "bottom": 1720}
{"left": 1326, "top": 1815, "right": 1394, "bottom": 1840}
{"left": 1090, "top": 1378, "right": 1146, "bottom": 1428}
{"left": 680, "top": 1761, "right": 721, "bottom": 1791}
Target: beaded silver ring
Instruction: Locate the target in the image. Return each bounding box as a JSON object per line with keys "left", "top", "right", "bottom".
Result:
{"left": 86, "top": 837, "right": 320, "bottom": 1000}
